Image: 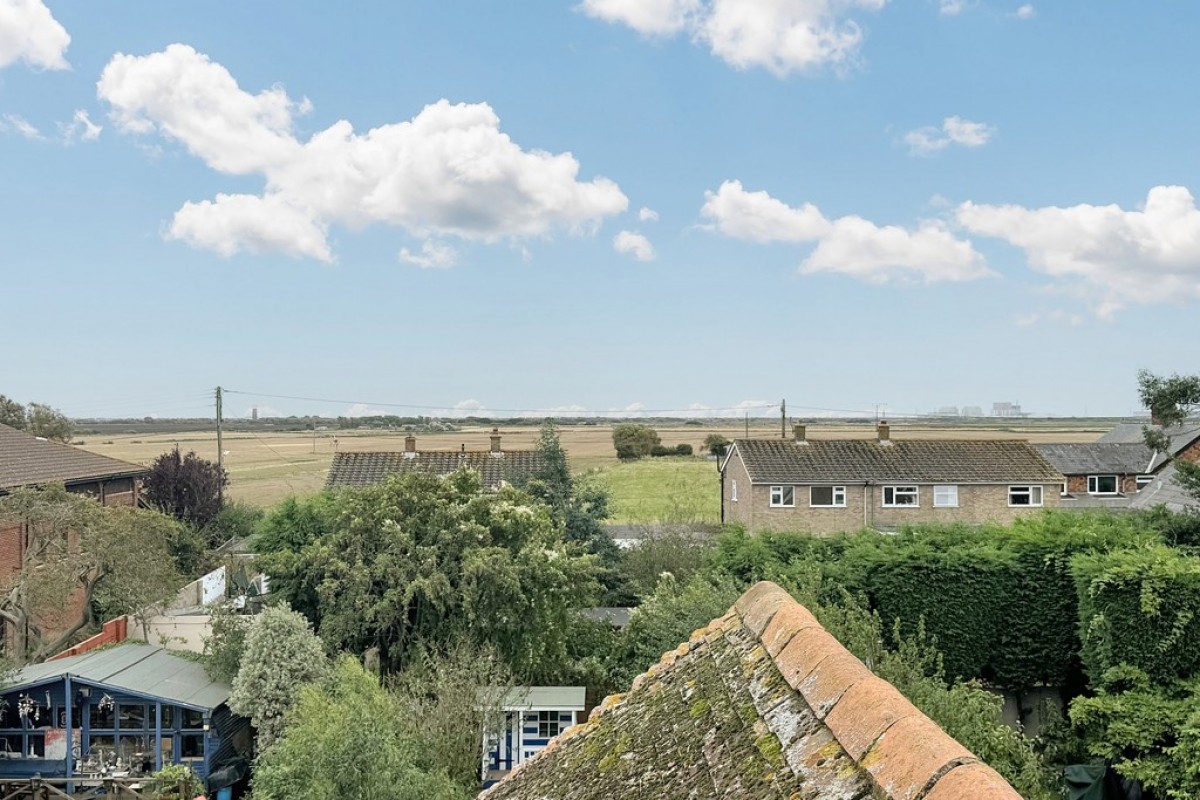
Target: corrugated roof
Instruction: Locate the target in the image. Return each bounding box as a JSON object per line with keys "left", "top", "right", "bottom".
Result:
{"left": 325, "top": 450, "right": 547, "bottom": 490}
{"left": 8, "top": 645, "right": 230, "bottom": 710}
{"left": 1033, "top": 442, "right": 1153, "bottom": 475}
{"left": 482, "top": 582, "right": 1022, "bottom": 800}
{"left": 0, "top": 423, "right": 147, "bottom": 492}
{"left": 730, "top": 438, "right": 1062, "bottom": 484}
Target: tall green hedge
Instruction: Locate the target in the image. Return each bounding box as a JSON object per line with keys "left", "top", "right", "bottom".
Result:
{"left": 1072, "top": 546, "right": 1200, "bottom": 684}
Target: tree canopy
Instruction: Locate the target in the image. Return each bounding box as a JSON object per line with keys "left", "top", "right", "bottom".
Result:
{"left": 0, "top": 396, "right": 73, "bottom": 442}
{"left": 143, "top": 447, "right": 228, "bottom": 530}
{"left": 1138, "top": 368, "right": 1200, "bottom": 502}
{"left": 612, "top": 423, "right": 660, "bottom": 459}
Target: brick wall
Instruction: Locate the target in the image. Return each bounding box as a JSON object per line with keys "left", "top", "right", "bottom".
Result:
{"left": 48, "top": 616, "right": 128, "bottom": 660}
{"left": 1065, "top": 474, "right": 1141, "bottom": 494}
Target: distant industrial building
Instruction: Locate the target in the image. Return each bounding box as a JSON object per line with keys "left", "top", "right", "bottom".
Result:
{"left": 992, "top": 402, "right": 1024, "bottom": 417}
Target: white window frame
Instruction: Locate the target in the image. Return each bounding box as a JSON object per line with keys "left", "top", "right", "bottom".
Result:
{"left": 932, "top": 485, "right": 958, "bottom": 508}
{"left": 809, "top": 486, "right": 847, "bottom": 508}
{"left": 1136, "top": 475, "right": 1154, "bottom": 489}
{"left": 731, "top": 480, "right": 738, "bottom": 502}
{"left": 769, "top": 485, "right": 795, "bottom": 508}
{"left": 1087, "top": 475, "right": 1119, "bottom": 495}
{"left": 1008, "top": 485, "right": 1043, "bottom": 507}
{"left": 882, "top": 486, "right": 919, "bottom": 508}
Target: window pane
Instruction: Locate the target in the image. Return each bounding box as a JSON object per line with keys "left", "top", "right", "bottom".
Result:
{"left": 811, "top": 486, "right": 833, "bottom": 506}
{"left": 180, "top": 734, "right": 204, "bottom": 759}
{"left": 181, "top": 709, "right": 204, "bottom": 730}
{"left": 781, "top": 487, "right": 793, "bottom": 505}
{"left": 160, "top": 706, "right": 176, "bottom": 730}
{"left": 90, "top": 704, "right": 114, "bottom": 729}
{"left": 119, "top": 704, "right": 146, "bottom": 730}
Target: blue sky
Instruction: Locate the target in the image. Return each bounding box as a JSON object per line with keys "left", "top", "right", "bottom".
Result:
{"left": 2, "top": 0, "right": 1198, "bottom": 420}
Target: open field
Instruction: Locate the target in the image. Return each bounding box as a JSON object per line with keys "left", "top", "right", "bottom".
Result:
{"left": 73, "top": 420, "right": 1115, "bottom": 511}
{"left": 588, "top": 458, "right": 722, "bottom": 524}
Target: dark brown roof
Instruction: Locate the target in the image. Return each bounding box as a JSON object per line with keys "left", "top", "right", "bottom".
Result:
{"left": 0, "top": 423, "right": 148, "bottom": 492}
{"left": 325, "top": 450, "right": 547, "bottom": 490}
{"left": 482, "top": 581, "right": 1021, "bottom": 800}
{"left": 729, "top": 438, "right": 1063, "bottom": 484}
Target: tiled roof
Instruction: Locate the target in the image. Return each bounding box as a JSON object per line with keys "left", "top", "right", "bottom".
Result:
{"left": 1130, "top": 464, "right": 1199, "bottom": 513}
{"left": 325, "top": 449, "right": 547, "bottom": 490}
{"left": 730, "top": 438, "right": 1063, "bottom": 484}
{"left": 0, "top": 423, "right": 148, "bottom": 492}
{"left": 482, "top": 581, "right": 1021, "bottom": 800}
{"left": 1033, "top": 442, "right": 1153, "bottom": 475}
{"left": 1099, "top": 421, "right": 1200, "bottom": 470}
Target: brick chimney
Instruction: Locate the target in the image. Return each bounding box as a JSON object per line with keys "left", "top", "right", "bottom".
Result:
{"left": 877, "top": 420, "right": 892, "bottom": 445}
{"left": 405, "top": 435, "right": 416, "bottom": 453}
{"left": 793, "top": 424, "right": 808, "bottom": 445}
{"left": 490, "top": 428, "right": 502, "bottom": 454}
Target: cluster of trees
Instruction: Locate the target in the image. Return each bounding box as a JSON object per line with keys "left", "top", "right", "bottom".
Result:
{"left": 0, "top": 395, "right": 73, "bottom": 442}
{"left": 611, "top": 424, "right": 696, "bottom": 459}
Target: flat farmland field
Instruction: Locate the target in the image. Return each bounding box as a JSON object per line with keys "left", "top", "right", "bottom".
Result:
{"left": 72, "top": 420, "right": 1114, "bottom": 514}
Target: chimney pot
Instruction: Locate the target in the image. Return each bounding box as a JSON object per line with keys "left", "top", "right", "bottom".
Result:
{"left": 405, "top": 435, "right": 416, "bottom": 453}
{"left": 490, "top": 428, "right": 502, "bottom": 454}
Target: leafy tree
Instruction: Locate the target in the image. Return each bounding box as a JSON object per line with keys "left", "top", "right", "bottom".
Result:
{"left": 612, "top": 423, "right": 660, "bottom": 459}
{"left": 278, "top": 470, "right": 599, "bottom": 679}
{"left": 620, "top": 525, "right": 715, "bottom": 599}
{"left": 143, "top": 447, "right": 228, "bottom": 530}
{"left": 0, "top": 397, "right": 73, "bottom": 442}
{"left": 200, "top": 502, "right": 263, "bottom": 550}
{"left": 202, "top": 601, "right": 253, "bottom": 683}
{"left": 229, "top": 604, "right": 328, "bottom": 750}
{"left": 1138, "top": 368, "right": 1200, "bottom": 502}
{"left": 0, "top": 486, "right": 183, "bottom": 661}
{"left": 252, "top": 656, "right": 459, "bottom": 800}
{"left": 703, "top": 434, "right": 731, "bottom": 458}
{"left": 255, "top": 494, "right": 336, "bottom": 624}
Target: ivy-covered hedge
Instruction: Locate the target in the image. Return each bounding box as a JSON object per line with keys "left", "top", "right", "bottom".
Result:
{"left": 1072, "top": 546, "right": 1200, "bottom": 684}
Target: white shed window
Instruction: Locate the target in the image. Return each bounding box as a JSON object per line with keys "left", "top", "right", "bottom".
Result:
{"left": 769, "top": 486, "right": 795, "bottom": 507}
{"left": 1008, "top": 486, "right": 1043, "bottom": 507}
{"left": 933, "top": 485, "right": 958, "bottom": 507}
{"left": 810, "top": 486, "right": 846, "bottom": 507}
{"left": 882, "top": 486, "right": 919, "bottom": 507}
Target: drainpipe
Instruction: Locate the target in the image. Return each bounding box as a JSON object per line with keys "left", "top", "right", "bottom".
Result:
{"left": 863, "top": 482, "right": 873, "bottom": 530}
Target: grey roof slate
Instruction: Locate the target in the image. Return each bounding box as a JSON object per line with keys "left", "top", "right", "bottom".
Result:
{"left": 0, "top": 423, "right": 147, "bottom": 492}
{"left": 1130, "top": 463, "right": 1200, "bottom": 512}
{"left": 326, "top": 449, "right": 547, "bottom": 490}
{"left": 9, "top": 645, "right": 230, "bottom": 710}
{"left": 730, "top": 438, "right": 1063, "bottom": 484}
{"left": 1033, "top": 442, "right": 1153, "bottom": 475}
{"left": 1099, "top": 421, "right": 1200, "bottom": 470}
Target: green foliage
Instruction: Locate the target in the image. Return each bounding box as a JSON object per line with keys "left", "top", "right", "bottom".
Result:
{"left": 592, "top": 458, "right": 720, "bottom": 524}
{"left": 0, "top": 396, "right": 73, "bottom": 442}
{"left": 201, "top": 501, "right": 263, "bottom": 550}
{"left": 144, "top": 446, "right": 228, "bottom": 530}
{"left": 1072, "top": 545, "right": 1200, "bottom": 684}
{"left": 229, "top": 604, "right": 329, "bottom": 750}
{"left": 147, "top": 763, "right": 202, "bottom": 799}
{"left": 612, "top": 423, "right": 660, "bottom": 459}
{"left": 703, "top": 434, "right": 731, "bottom": 457}
{"left": 255, "top": 494, "right": 337, "bottom": 622}
{"left": 278, "top": 470, "right": 599, "bottom": 680}
{"left": 1069, "top": 667, "right": 1200, "bottom": 799}
{"left": 202, "top": 602, "right": 252, "bottom": 683}
{"left": 620, "top": 526, "right": 716, "bottom": 599}
{"left": 1138, "top": 369, "right": 1200, "bottom": 504}
{"left": 252, "top": 656, "right": 460, "bottom": 800}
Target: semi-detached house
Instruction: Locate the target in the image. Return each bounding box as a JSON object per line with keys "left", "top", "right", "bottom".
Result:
{"left": 720, "top": 422, "right": 1064, "bottom": 534}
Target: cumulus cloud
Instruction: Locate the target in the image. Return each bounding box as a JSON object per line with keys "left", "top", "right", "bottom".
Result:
{"left": 400, "top": 240, "right": 458, "bottom": 269}
{"left": 0, "top": 113, "right": 41, "bottom": 139}
{"left": 0, "top": 0, "right": 69, "bottom": 70}
{"left": 1014, "top": 4, "right": 1035, "bottom": 19}
{"left": 702, "top": 179, "right": 991, "bottom": 284}
{"left": 939, "top": 0, "right": 967, "bottom": 14}
{"left": 638, "top": 206, "right": 659, "bottom": 222}
{"left": 613, "top": 230, "right": 655, "bottom": 261}
{"left": 98, "top": 44, "right": 628, "bottom": 262}
{"left": 958, "top": 185, "right": 1200, "bottom": 316}
{"left": 904, "top": 115, "right": 994, "bottom": 155}
{"left": 582, "top": 0, "right": 887, "bottom": 76}
{"left": 59, "top": 109, "right": 102, "bottom": 143}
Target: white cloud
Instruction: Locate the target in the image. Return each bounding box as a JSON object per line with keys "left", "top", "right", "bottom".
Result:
{"left": 939, "top": 0, "right": 967, "bottom": 15}
{"left": 98, "top": 44, "right": 628, "bottom": 262}
{"left": 59, "top": 109, "right": 102, "bottom": 143}
{"left": 1014, "top": 312, "right": 1038, "bottom": 327}
{"left": 0, "top": 113, "right": 41, "bottom": 139}
{"left": 400, "top": 240, "right": 458, "bottom": 269}
{"left": 613, "top": 230, "right": 655, "bottom": 261}
{"left": 582, "top": 0, "right": 888, "bottom": 76}
{"left": 0, "top": 0, "right": 69, "bottom": 70}
{"left": 958, "top": 185, "right": 1200, "bottom": 316}
{"left": 344, "top": 403, "right": 389, "bottom": 418}
{"left": 638, "top": 206, "right": 659, "bottom": 222}
{"left": 1015, "top": 4, "right": 1035, "bottom": 19}
{"left": 904, "top": 115, "right": 994, "bottom": 155}
{"left": 702, "top": 179, "right": 992, "bottom": 283}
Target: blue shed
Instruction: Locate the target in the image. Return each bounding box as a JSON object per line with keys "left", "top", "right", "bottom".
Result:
{"left": 0, "top": 644, "right": 251, "bottom": 784}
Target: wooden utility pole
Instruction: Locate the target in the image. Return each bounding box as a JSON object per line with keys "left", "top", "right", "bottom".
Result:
{"left": 215, "top": 386, "right": 224, "bottom": 502}
{"left": 781, "top": 398, "right": 786, "bottom": 439}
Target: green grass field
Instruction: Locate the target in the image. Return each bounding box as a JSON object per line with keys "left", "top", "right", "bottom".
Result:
{"left": 587, "top": 458, "right": 721, "bottom": 524}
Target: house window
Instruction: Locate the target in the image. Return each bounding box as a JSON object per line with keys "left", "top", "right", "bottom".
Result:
{"left": 810, "top": 486, "right": 846, "bottom": 507}
{"left": 537, "top": 711, "right": 562, "bottom": 739}
{"left": 1008, "top": 486, "right": 1043, "bottom": 507}
{"left": 731, "top": 480, "right": 738, "bottom": 502}
{"left": 180, "top": 734, "right": 204, "bottom": 760}
{"left": 1136, "top": 475, "right": 1154, "bottom": 489}
{"left": 769, "top": 486, "right": 795, "bottom": 507}
{"left": 1087, "top": 475, "right": 1119, "bottom": 495}
{"left": 933, "top": 485, "right": 958, "bottom": 507}
{"left": 882, "top": 486, "right": 918, "bottom": 507}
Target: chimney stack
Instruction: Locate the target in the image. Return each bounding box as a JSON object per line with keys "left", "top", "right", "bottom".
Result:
{"left": 490, "top": 427, "right": 502, "bottom": 454}
{"left": 793, "top": 423, "right": 807, "bottom": 445}
{"left": 877, "top": 420, "right": 891, "bottom": 445}
{"left": 405, "top": 435, "right": 416, "bottom": 453}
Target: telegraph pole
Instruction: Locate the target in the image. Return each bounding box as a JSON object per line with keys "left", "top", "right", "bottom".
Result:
{"left": 215, "top": 386, "right": 224, "bottom": 502}
{"left": 780, "top": 398, "right": 786, "bottom": 439}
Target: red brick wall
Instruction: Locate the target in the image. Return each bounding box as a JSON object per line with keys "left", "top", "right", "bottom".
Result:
{"left": 1066, "top": 474, "right": 1141, "bottom": 494}
{"left": 48, "top": 616, "right": 128, "bottom": 661}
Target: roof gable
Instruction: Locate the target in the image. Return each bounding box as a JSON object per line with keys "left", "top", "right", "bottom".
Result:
{"left": 729, "top": 438, "right": 1062, "bottom": 484}
{"left": 325, "top": 449, "right": 548, "bottom": 490}
{"left": 0, "top": 423, "right": 147, "bottom": 492}
{"left": 482, "top": 582, "right": 1021, "bottom": 799}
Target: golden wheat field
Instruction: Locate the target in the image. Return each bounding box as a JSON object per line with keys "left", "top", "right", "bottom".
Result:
{"left": 71, "top": 420, "right": 1111, "bottom": 510}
